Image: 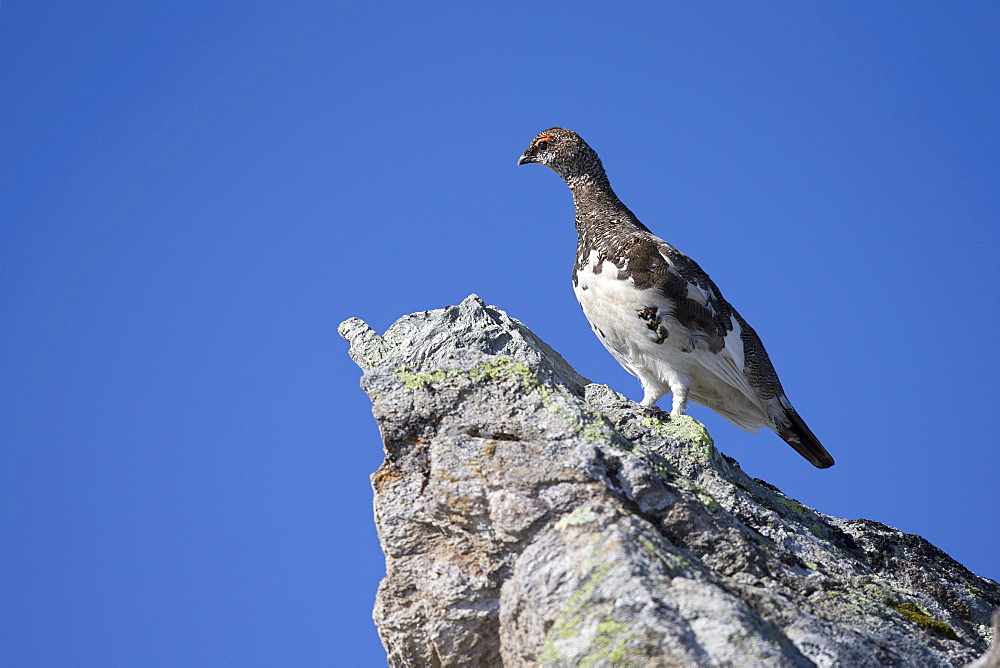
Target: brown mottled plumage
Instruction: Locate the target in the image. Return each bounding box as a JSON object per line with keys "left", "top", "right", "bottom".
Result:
{"left": 518, "top": 127, "right": 834, "bottom": 468}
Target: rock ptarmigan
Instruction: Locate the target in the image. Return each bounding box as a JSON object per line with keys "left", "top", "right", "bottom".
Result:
{"left": 518, "top": 127, "right": 835, "bottom": 469}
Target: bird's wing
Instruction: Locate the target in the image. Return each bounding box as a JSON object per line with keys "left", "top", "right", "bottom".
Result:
{"left": 649, "top": 242, "right": 778, "bottom": 417}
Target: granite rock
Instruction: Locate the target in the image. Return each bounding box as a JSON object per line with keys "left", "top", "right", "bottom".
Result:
{"left": 341, "top": 295, "right": 999, "bottom": 667}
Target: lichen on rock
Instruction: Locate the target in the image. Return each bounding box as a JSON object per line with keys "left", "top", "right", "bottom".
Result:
{"left": 342, "top": 295, "right": 999, "bottom": 667}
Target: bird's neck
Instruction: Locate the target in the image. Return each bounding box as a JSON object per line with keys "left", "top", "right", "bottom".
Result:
{"left": 565, "top": 172, "right": 648, "bottom": 237}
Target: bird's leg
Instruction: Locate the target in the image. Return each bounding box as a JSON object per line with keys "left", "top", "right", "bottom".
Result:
{"left": 670, "top": 387, "right": 689, "bottom": 415}
{"left": 640, "top": 391, "right": 662, "bottom": 408}
{"left": 639, "top": 377, "right": 669, "bottom": 408}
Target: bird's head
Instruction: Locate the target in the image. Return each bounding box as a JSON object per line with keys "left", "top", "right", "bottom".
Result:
{"left": 517, "top": 127, "right": 602, "bottom": 180}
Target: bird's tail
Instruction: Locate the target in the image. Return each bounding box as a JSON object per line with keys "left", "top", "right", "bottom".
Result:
{"left": 776, "top": 399, "right": 835, "bottom": 469}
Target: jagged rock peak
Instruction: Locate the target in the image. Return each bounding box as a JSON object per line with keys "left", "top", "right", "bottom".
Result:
{"left": 341, "top": 295, "right": 999, "bottom": 667}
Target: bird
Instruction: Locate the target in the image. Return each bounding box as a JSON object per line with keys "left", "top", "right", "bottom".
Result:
{"left": 518, "top": 127, "right": 835, "bottom": 469}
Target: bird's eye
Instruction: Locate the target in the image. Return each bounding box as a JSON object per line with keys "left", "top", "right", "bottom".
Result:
{"left": 535, "top": 135, "right": 555, "bottom": 150}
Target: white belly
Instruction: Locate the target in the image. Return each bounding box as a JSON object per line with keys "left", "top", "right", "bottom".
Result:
{"left": 573, "top": 255, "right": 772, "bottom": 430}
{"left": 573, "top": 259, "right": 695, "bottom": 387}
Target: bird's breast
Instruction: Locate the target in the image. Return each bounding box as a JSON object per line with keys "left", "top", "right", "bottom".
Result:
{"left": 574, "top": 253, "right": 693, "bottom": 361}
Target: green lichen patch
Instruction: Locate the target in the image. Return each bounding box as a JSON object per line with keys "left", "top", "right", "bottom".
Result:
{"left": 470, "top": 358, "right": 577, "bottom": 414}
{"left": 556, "top": 504, "right": 599, "bottom": 530}
{"left": 539, "top": 562, "right": 615, "bottom": 663}
{"left": 469, "top": 357, "right": 540, "bottom": 389}
{"left": 580, "top": 616, "right": 633, "bottom": 667}
{"left": 890, "top": 602, "right": 960, "bottom": 641}
{"left": 396, "top": 367, "right": 462, "bottom": 391}
{"left": 696, "top": 490, "right": 723, "bottom": 513}
{"left": 671, "top": 476, "right": 724, "bottom": 514}
{"left": 641, "top": 414, "right": 714, "bottom": 460}
{"left": 396, "top": 357, "right": 546, "bottom": 395}
{"left": 580, "top": 410, "right": 633, "bottom": 451}
{"left": 773, "top": 496, "right": 809, "bottom": 518}
{"left": 854, "top": 581, "right": 895, "bottom": 606}
{"left": 637, "top": 537, "right": 660, "bottom": 559}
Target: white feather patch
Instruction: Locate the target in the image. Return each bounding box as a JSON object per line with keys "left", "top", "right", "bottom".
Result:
{"left": 575, "top": 251, "right": 775, "bottom": 431}
{"left": 684, "top": 281, "right": 715, "bottom": 307}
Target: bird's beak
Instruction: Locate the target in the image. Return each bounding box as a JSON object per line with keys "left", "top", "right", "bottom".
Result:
{"left": 517, "top": 153, "right": 534, "bottom": 166}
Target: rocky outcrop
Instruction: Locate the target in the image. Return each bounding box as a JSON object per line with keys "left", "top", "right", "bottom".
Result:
{"left": 340, "top": 295, "right": 999, "bottom": 667}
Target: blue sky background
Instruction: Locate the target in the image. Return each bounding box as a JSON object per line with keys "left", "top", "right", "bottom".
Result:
{"left": 2, "top": 2, "right": 998, "bottom": 665}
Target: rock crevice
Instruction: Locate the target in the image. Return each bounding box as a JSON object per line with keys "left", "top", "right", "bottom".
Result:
{"left": 341, "top": 295, "right": 999, "bottom": 667}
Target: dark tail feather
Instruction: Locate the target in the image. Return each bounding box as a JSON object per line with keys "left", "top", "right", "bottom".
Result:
{"left": 778, "top": 406, "right": 835, "bottom": 469}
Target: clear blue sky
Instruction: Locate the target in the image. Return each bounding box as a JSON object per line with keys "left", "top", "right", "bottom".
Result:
{"left": 2, "top": 2, "right": 997, "bottom": 665}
